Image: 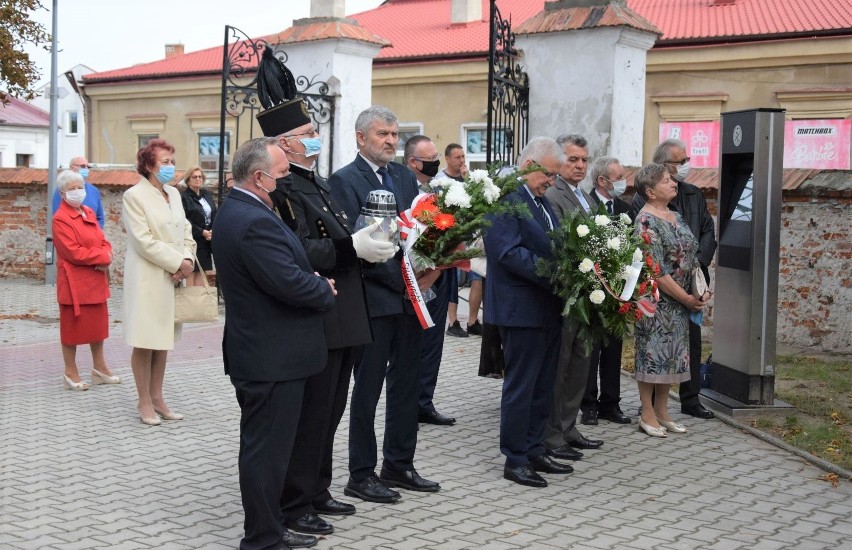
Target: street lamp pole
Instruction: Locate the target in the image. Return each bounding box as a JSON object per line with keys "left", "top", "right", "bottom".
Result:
{"left": 45, "top": 0, "right": 59, "bottom": 285}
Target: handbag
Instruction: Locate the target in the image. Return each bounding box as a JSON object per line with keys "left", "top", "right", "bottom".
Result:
{"left": 691, "top": 266, "right": 708, "bottom": 299}
{"left": 174, "top": 253, "right": 219, "bottom": 323}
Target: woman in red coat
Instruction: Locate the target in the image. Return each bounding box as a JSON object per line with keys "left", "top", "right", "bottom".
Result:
{"left": 53, "top": 170, "right": 120, "bottom": 390}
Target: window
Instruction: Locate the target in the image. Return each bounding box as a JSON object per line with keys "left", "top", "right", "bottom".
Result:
{"left": 66, "top": 111, "right": 79, "bottom": 135}
{"left": 395, "top": 124, "right": 424, "bottom": 161}
{"left": 138, "top": 134, "right": 158, "bottom": 150}
{"left": 198, "top": 132, "right": 230, "bottom": 171}
{"left": 16, "top": 154, "right": 33, "bottom": 167}
{"left": 462, "top": 125, "right": 509, "bottom": 169}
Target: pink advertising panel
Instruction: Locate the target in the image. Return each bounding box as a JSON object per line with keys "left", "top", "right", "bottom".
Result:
{"left": 783, "top": 119, "right": 851, "bottom": 169}
{"left": 658, "top": 122, "right": 720, "bottom": 168}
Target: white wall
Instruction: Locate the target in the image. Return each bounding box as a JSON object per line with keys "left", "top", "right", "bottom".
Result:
{"left": 32, "top": 65, "right": 92, "bottom": 167}
{"left": 0, "top": 126, "right": 49, "bottom": 168}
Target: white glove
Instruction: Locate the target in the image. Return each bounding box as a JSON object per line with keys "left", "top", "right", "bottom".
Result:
{"left": 351, "top": 222, "right": 397, "bottom": 263}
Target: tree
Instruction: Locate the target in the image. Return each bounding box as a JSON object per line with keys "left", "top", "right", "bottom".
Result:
{"left": 0, "top": 0, "right": 51, "bottom": 104}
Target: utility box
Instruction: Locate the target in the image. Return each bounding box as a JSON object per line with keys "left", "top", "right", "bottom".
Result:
{"left": 710, "top": 108, "right": 785, "bottom": 405}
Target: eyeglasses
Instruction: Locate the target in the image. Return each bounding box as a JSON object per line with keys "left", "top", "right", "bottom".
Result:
{"left": 665, "top": 157, "right": 691, "bottom": 166}
{"left": 414, "top": 155, "right": 439, "bottom": 162}
{"left": 283, "top": 128, "right": 319, "bottom": 139}
{"left": 190, "top": 175, "right": 204, "bottom": 180}
{"left": 71, "top": 163, "right": 90, "bottom": 169}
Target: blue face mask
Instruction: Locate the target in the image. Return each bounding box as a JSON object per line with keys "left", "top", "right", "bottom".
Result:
{"left": 78, "top": 167, "right": 90, "bottom": 180}
{"left": 299, "top": 137, "right": 322, "bottom": 158}
{"left": 156, "top": 164, "right": 176, "bottom": 185}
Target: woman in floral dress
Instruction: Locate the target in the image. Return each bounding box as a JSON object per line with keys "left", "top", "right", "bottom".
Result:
{"left": 633, "top": 164, "right": 710, "bottom": 438}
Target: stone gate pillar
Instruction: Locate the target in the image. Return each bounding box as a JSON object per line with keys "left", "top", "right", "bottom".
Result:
{"left": 515, "top": 0, "right": 659, "bottom": 165}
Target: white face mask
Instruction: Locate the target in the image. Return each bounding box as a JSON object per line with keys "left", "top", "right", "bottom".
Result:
{"left": 610, "top": 179, "right": 627, "bottom": 197}
{"left": 64, "top": 188, "right": 87, "bottom": 207}
{"left": 676, "top": 162, "right": 690, "bottom": 181}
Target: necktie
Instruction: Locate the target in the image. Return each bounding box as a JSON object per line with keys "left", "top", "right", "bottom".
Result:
{"left": 606, "top": 200, "right": 613, "bottom": 215}
{"left": 534, "top": 197, "right": 553, "bottom": 230}
{"left": 377, "top": 166, "right": 395, "bottom": 194}
{"left": 574, "top": 188, "right": 590, "bottom": 212}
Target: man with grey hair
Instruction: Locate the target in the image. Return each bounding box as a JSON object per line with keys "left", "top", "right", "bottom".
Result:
{"left": 330, "top": 106, "right": 441, "bottom": 504}
{"left": 213, "top": 137, "right": 337, "bottom": 550}
{"left": 580, "top": 156, "right": 633, "bottom": 426}
{"left": 484, "top": 136, "right": 574, "bottom": 488}
{"left": 632, "top": 138, "right": 717, "bottom": 420}
{"left": 51, "top": 156, "right": 105, "bottom": 227}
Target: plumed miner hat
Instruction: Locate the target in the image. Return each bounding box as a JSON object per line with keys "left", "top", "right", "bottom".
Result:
{"left": 255, "top": 46, "right": 311, "bottom": 137}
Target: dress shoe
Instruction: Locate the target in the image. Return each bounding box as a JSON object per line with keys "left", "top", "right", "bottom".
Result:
{"left": 503, "top": 465, "right": 547, "bottom": 488}
{"left": 281, "top": 530, "right": 317, "bottom": 548}
{"left": 418, "top": 409, "right": 456, "bottom": 425}
{"left": 344, "top": 473, "right": 400, "bottom": 503}
{"left": 638, "top": 418, "right": 667, "bottom": 438}
{"left": 153, "top": 407, "right": 184, "bottom": 421}
{"left": 529, "top": 454, "right": 574, "bottom": 474}
{"left": 63, "top": 375, "right": 89, "bottom": 391}
{"left": 466, "top": 320, "right": 484, "bottom": 336}
{"left": 313, "top": 498, "right": 355, "bottom": 516}
{"left": 285, "top": 513, "right": 334, "bottom": 536}
{"left": 657, "top": 418, "right": 687, "bottom": 433}
{"left": 681, "top": 404, "right": 715, "bottom": 419}
{"left": 379, "top": 467, "right": 440, "bottom": 492}
{"left": 580, "top": 409, "right": 598, "bottom": 425}
{"left": 91, "top": 369, "right": 121, "bottom": 385}
{"left": 568, "top": 435, "right": 604, "bottom": 450}
{"left": 546, "top": 445, "right": 583, "bottom": 461}
{"left": 445, "top": 320, "right": 469, "bottom": 338}
{"left": 598, "top": 408, "right": 632, "bottom": 424}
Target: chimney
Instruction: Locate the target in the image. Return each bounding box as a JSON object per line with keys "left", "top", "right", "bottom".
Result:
{"left": 311, "top": 0, "right": 345, "bottom": 18}
{"left": 165, "top": 44, "right": 185, "bottom": 59}
{"left": 451, "top": 0, "right": 482, "bottom": 25}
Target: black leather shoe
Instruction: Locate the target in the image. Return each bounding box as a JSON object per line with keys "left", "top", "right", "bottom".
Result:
{"left": 282, "top": 530, "right": 317, "bottom": 548}
{"left": 343, "top": 473, "right": 400, "bottom": 503}
{"left": 418, "top": 409, "right": 456, "bottom": 425}
{"left": 546, "top": 445, "right": 583, "bottom": 461}
{"left": 379, "top": 467, "right": 440, "bottom": 492}
{"left": 446, "top": 321, "right": 469, "bottom": 338}
{"left": 569, "top": 435, "right": 604, "bottom": 450}
{"left": 682, "top": 404, "right": 715, "bottom": 419}
{"left": 313, "top": 498, "right": 355, "bottom": 516}
{"left": 580, "top": 409, "right": 598, "bottom": 425}
{"left": 285, "top": 513, "right": 334, "bottom": 536}
{"left": 529, "top": 454, "right": 574, "bottom": 474}
{"left": 503, "top": 465, "right": 547, "bottom": 488}
{"left": 598, "top": 408, "right": 632, "bottom": 424}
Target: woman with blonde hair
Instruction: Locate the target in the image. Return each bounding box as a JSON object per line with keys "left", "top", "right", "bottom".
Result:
{"left": 181, "top": 166, "right": 217, "bottom": 286}
{"left": 122, "top": 139, "right": 195, "bottom": 425}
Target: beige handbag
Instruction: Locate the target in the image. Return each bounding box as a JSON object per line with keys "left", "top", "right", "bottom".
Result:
{"left": 691, "top": 266, "right": 708, "bottom": 299}
{"left": 174, "top": 254, "right": 218, "bottom": 323}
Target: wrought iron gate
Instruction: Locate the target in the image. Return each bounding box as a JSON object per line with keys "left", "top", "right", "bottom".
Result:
{"left": 218, "top": 25, "right": 336, "bottom": 203}
{"left": 486, "top": 1, "right": 530, "bottom": 168}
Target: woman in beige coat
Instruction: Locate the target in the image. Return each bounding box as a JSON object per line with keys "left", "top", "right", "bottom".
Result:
{"left": 123, "top": 139, "right": 196, "bottom": 426}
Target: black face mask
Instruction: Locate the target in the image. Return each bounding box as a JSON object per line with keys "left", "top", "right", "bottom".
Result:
{"left": 268, "top": 175, "right": 294, "bottom": 210}
{"left": 419, "top": 159, "right": 441, "bottom": 178}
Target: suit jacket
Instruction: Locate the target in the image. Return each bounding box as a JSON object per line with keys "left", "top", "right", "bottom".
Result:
{"left": 630, "top": 177, "right": 717, "bottom": 269}
{"left": 544, "top": 176, "right": 595, "bottom": 222}
{"left": 52, "top": 201, "right": 112, "bottom": 312}
{"left": 589, "top": 191, "right": 632, "bottom": 220}
{"left": 274, "top": 164, "right": 372, "bottom": 350}
{"left": 329, "top": 155, "right": 419, "bottom": 318}
{"left": 483, "top": 186, "right": 562, "bottom": 329}
{"left": 212, "top": 189, "right": 335, "bottom": 382}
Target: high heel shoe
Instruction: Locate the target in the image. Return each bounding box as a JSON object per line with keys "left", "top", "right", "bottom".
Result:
{"left": 657, "top": 418, "right": 687, "bottom": 433}
{"left": 139, "top": 409, "right": 162, "bottom": 426}
{"left": 153, "top": 407, "right": 184, "bottom": 421}
{"left": 91, "top": 369, "right": 122, "bottom": 385}
{"left": 638, "top": 418, "right": 667, "bottom": 438}
{"left": 63, "top": 375, "right": 90, "bottom": 391}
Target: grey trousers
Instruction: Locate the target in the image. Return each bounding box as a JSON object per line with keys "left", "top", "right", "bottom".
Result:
{"left": 544, "top": 319, "right": 592, "bottom": 449}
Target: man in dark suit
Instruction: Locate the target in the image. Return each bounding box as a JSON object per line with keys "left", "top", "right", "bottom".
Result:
{"left": 484, "top": 136, "right": 574, "bottom": 488}
{"left": 330, "top": 106, "right": 441, "bottom": 503}
{"left": 213, "top": 137, "right": 337, "bottom": 550}
{"left": 631, "top": 138, "right": 717, "bottom": 420}
{"left": 542, "top": 134, "right": 604, "bottom": 462}
{"left": 254, "top": 93, "right": 398, "bottom": 537}
{"left": 581, "top": 156, "right": 633, "bottom": 426}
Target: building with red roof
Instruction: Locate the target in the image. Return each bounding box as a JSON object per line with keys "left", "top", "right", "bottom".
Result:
{"left": 0, "top": 95, "right": 50, "bottom": 168}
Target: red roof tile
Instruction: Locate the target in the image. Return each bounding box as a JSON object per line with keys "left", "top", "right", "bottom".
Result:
{"left": 0, "top": 168, "right": 199, "bottom": 188}
{"left": 514, "top": 2, "right": 661, "bottom": 36}
{"left": 0, "top": 95, "right": 49, "bottom": 127}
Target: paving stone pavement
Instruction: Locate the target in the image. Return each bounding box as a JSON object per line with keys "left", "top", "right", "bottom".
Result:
{"left": 1, "top": 278, "right": 850, "bottom": 549}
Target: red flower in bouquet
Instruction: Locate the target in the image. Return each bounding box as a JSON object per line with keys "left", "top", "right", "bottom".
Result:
{"left": 433, "top": 212, "right": 456, "bottom": 231}
{"left": 412, "top": 195, "right": 439, "bottom": 221}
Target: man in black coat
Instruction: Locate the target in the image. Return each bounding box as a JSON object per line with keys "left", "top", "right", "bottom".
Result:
{"left": 581, "top": 156, "right": 633, "bottom": 426}
{"left": 213, "top": 137, "right": 336, "bottom": 550}
{"left": 330, "top": 106, "right": 441, "bottom": 503}
{"left": 256, "top": 96, "right": 397, "bottom": 538}
{"left": 631, "top": 138, "right": 718, "bottom": 420}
